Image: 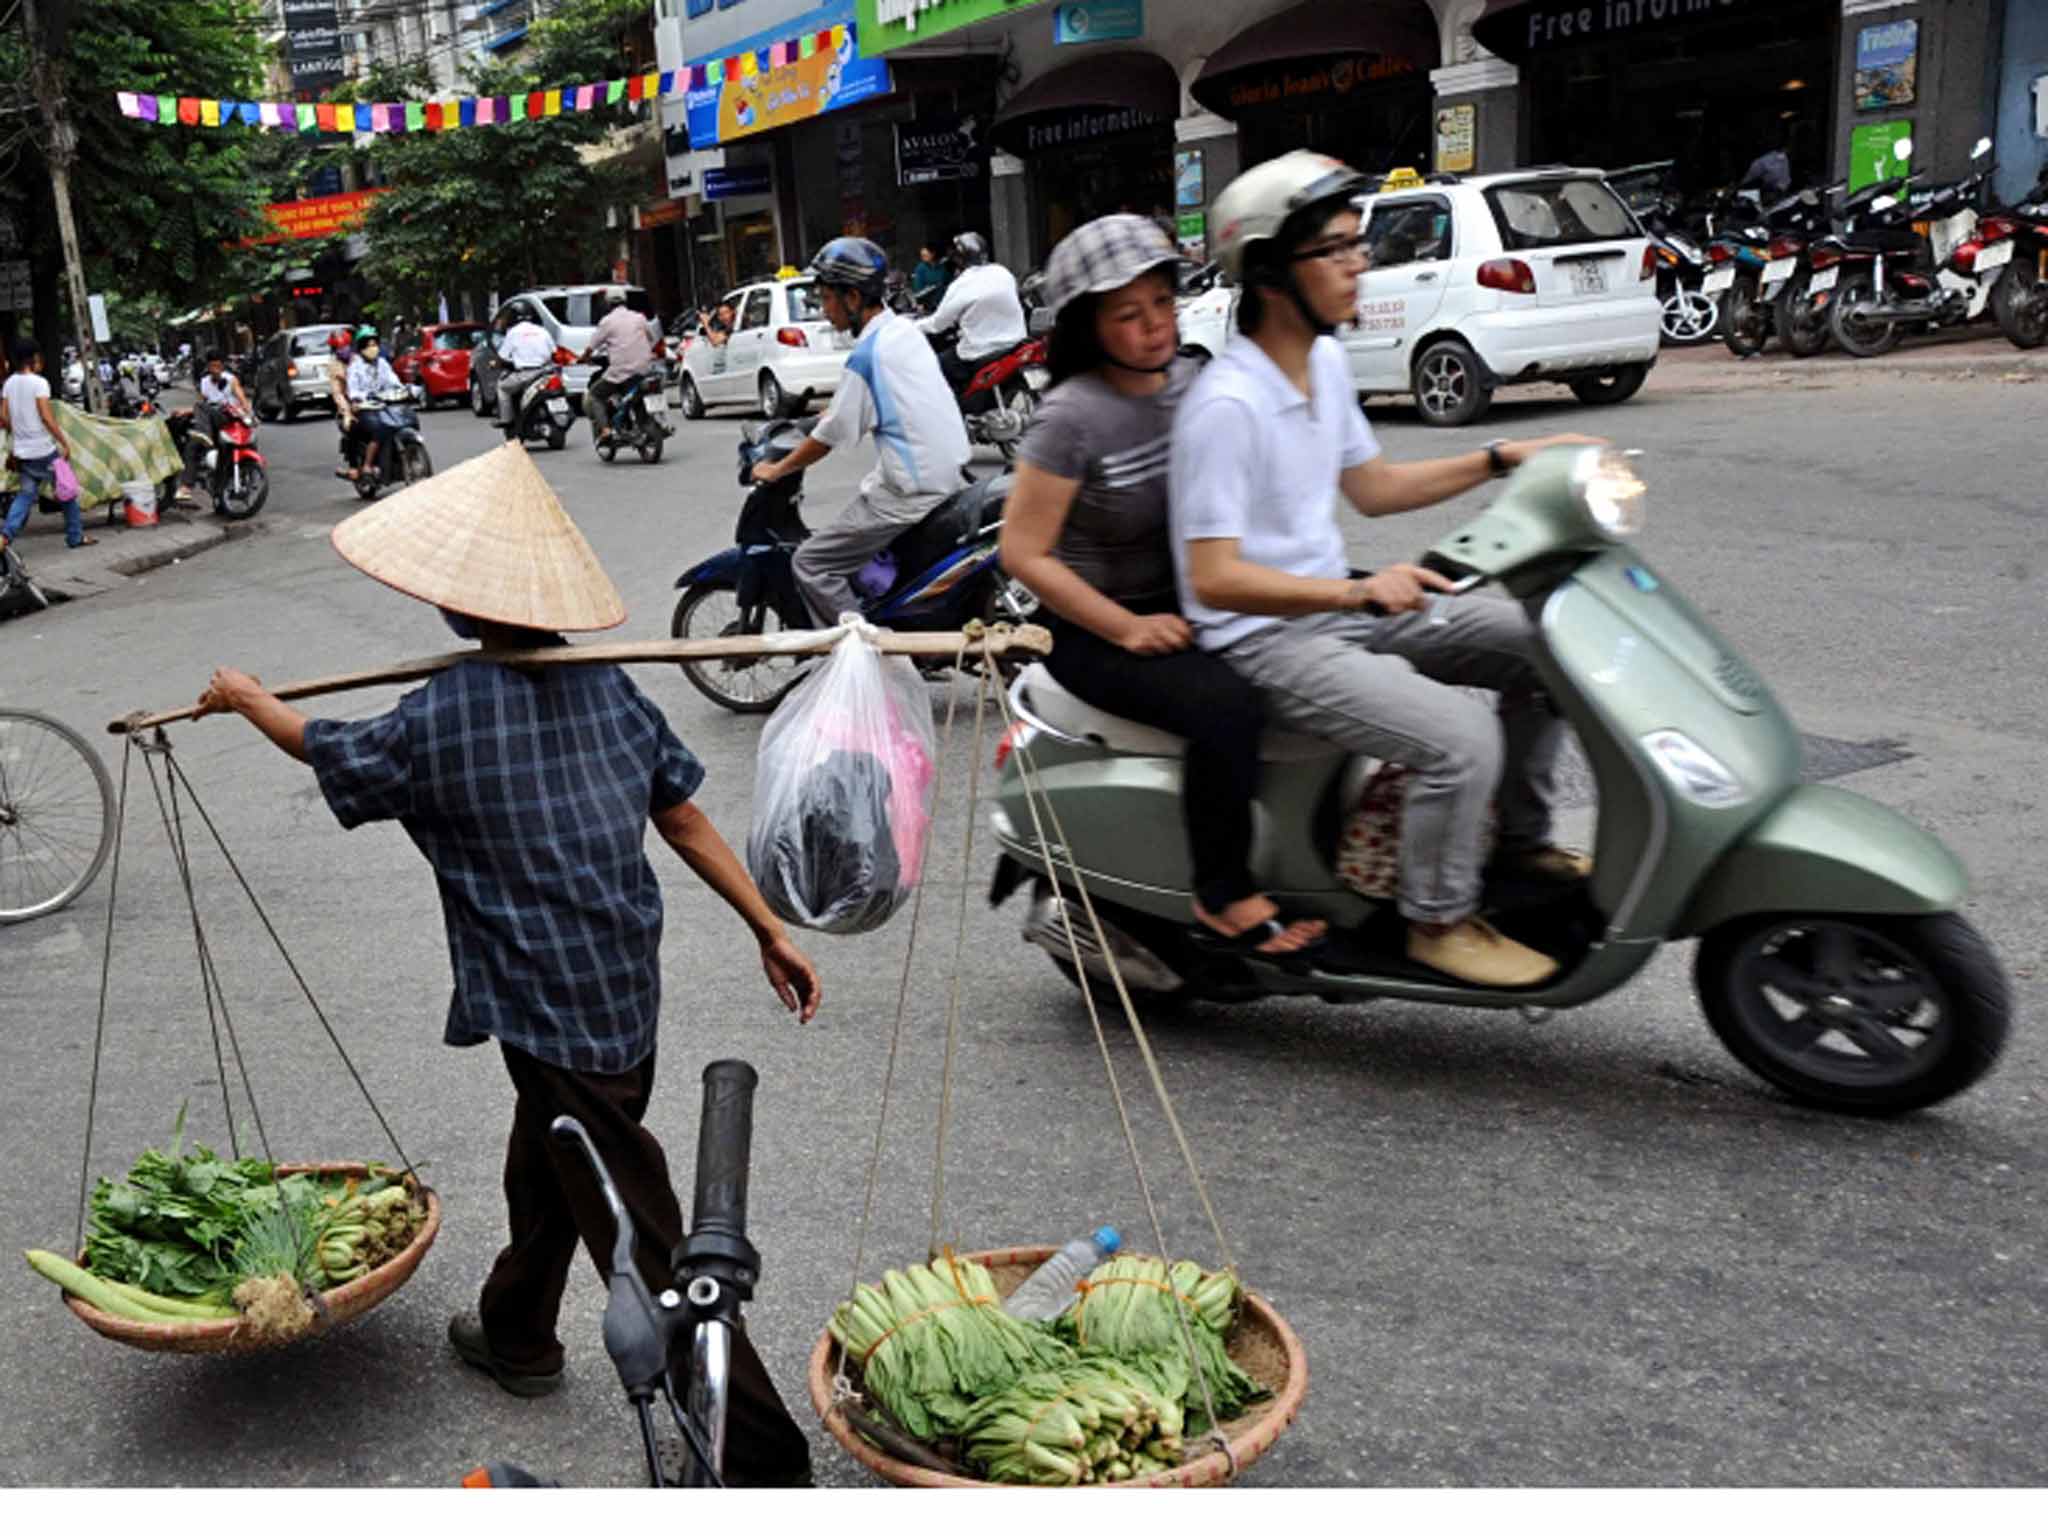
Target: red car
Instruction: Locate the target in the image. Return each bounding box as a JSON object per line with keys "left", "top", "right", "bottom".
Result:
{"left": 394, "top": 322, "right": 488, "bottom": 408}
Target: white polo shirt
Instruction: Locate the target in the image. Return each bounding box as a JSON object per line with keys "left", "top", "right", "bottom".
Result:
{"left": 1170, "top": 332, "right": 1381, "bottom": 651}
{"left": 813, "top": 308, "right": 968, "bottom": 511}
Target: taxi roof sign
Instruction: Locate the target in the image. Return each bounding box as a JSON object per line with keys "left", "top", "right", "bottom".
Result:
{"left": 1380, "top": 167, "right": 1426, "bottom": 191}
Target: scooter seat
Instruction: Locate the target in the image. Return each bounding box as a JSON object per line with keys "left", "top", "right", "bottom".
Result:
{"left": 1017, "top": 664, "right": 1342, "bottom": 764}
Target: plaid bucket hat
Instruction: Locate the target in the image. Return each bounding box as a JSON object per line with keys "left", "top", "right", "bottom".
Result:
{"left": 1040, "top": 214, "right": 1181, "bottom": 320}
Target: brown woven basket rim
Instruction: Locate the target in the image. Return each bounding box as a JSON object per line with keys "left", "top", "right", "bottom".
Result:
{"left": 807, "top": 1245, "right": 1308, "bottom": 1489}
{"left": 64, "top": 1162, "right": 440, "bottom": 1351}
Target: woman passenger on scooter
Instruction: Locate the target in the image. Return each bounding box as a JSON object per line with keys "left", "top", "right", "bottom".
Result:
{"left": 345, "top": 326, "right": 402, "bottom": 484}
{"left": 999, "top": 216, "right": 1324, "bottom": 962}
{"left": 327, "top": 328, "right": 363, "bottom": 481}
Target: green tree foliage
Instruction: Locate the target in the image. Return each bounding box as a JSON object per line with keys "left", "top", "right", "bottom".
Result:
{"left": 0, "top": 0, "right": 274, "bottom": 336}
{"left": 355, "top": 0, "right": 654, "bottom": 316}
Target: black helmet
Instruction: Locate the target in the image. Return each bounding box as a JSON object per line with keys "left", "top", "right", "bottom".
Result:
{"left": 810, "top": 237, "right": 889, "bottom": 303}
{"left": 949, "top": 232, "right": 990, "bottom": 268}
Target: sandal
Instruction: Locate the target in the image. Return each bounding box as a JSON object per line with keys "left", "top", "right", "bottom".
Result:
{"left": 68, "top": 535, "right": 98, "bottom": 548}
{"left": 1188, "top": 911, "right": 1331, "bottom": 973}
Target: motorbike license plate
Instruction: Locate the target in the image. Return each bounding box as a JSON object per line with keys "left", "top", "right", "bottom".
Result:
{"left": 1566, "top": 260, "right": 1608, "bottom": 296}
{"left": 1808, "top": 266, "right": 1840, "bottom": 294}
{"left": 1761, "top": 257, "right": 1797, "bottom": 286}
{"left": 1023, "top": 366, "right": 1050, "bottom": 391}
{"left": 548, "top": 398, "right": 571, "bottom": 423}
{"left": 1702, "top": 267, "right": 1736, "bottom": 294}
{"left": 1977, "top": 240, "right": 2013, "bottom": 274}
{"left": 647, "top": 393, "right": 670, "bottom": 415}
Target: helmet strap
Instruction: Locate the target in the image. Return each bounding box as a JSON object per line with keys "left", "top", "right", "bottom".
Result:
{"left": 1101, "top": 347, "right": 1175, "bottom": 378}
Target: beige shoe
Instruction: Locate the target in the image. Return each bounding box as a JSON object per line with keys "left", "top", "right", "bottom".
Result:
{"left": 1407, "top": 917, "right": 1559, "bottom": 988}
{"left": 1503, "top": 845, "right": 1593, "bottom": 882}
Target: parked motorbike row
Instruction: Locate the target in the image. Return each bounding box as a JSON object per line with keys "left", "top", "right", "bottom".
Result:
{"left": 1632, "top": 141, "right": 2048, "bottom": 360}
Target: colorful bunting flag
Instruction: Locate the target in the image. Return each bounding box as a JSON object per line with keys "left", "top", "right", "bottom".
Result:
{"left": 110, "top": 62, "right": 694, "bottom": 137}
{"left": 799, "top": 35, "right": 816, "bottom": 59}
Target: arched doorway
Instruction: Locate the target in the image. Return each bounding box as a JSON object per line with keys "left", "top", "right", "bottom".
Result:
{"left": 1191, "top": 0, "right": 1441, "bottom": 175}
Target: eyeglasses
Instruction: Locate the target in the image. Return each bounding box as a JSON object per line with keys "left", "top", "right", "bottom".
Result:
{"left": 1291, "top": 234, "right": 1372, "bottom": 266}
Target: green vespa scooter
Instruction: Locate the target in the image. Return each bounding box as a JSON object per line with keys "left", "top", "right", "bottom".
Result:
{"left": 988, "top": 446, "right": 2010, "bottom": 1114}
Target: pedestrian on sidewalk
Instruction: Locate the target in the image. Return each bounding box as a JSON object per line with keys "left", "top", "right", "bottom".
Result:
{"left": 191, "top": 444, "right": 821, "bottom": 1486}
{"left": 0, "top": 339, "right": 94, "bottom": 551}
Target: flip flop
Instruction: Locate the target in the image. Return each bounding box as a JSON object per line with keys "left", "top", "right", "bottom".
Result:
{"left": 1187, "top": 913, "right": 1330, "bottom": 973}
{"left": 68, "top": 535, "right": 98, "bottom": 548}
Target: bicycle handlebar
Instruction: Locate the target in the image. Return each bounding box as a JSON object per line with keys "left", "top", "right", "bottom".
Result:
{"left": 690, "top": 1060, "right": 757, "bottom": 1244}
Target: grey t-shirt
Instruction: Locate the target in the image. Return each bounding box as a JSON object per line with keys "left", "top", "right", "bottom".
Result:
{"left": 1017, "top": 356, "right": 1197, "bottom": 605}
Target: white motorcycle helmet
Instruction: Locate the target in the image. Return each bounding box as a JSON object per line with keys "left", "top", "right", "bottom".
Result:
{"left": 1210, "top": 149, "right": 1373, "bottom": 336}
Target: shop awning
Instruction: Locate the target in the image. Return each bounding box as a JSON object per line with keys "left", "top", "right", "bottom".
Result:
{"left": 1189, "top": 0, "right": 1437, "bottom": 118}
{"left": 1472, "top": 0, "right": 1781, "bottom": 61}
{"left": 991, "top": 50, "right": 1179, "bottom": 156}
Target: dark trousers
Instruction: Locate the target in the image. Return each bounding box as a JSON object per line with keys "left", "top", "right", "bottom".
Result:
{"left": 180, "top": 403, "right": 225, "bottom": 486}
{"left": 477, "top": 1042, "right": 813, "bottom": 1488}
{"left": 1042, "top": 609, "right": 1266, "bottom": 913}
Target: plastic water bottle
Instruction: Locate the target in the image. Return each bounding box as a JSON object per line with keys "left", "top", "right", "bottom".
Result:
{"left": 1003, "top": 1226, "right": 1121, "bottom": 1322}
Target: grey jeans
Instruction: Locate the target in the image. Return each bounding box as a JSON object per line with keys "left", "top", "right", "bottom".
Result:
{"left": 496, "top": 366, "right": 548, "bottom": 429}
{"left": 792, "top": 490, "right": 947, "bottom": 627}
{"left": 1222, "top": 600, "right": 1565, "bottom": 926}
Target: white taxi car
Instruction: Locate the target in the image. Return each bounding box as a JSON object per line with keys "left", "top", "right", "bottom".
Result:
{"left": 1349, "top": 168, "right": 1662, "bottom": 424}
{"left": 678, "top": 274, "right": 848, "bottom": 419}
{"left": 1176, "top": 168, "right": 1662, "bottom": 427}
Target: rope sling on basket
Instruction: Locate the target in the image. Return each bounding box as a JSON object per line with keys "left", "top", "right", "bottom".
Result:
{"left": 805, "top": 626, "right": 1308, "bottom": 1489}
{"left": 47, "top": 726, "right": 439, "bottom": 1355}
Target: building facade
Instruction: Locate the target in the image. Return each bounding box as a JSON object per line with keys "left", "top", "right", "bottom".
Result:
{"left": 657, "top": 0, "right": 2044, "bottom": 284}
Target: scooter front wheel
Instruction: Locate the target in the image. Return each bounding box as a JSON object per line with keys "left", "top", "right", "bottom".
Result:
{"left": 1694, "top": 912, "right": 2009, "bottom": 1114}
{"left": 671, "top": 583, "right": 808, "bottom": 714}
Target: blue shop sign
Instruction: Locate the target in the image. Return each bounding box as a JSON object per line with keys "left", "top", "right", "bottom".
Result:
{"left": 683, "top": 0, "right": 890, "bottom": 147}
{"left": 1053, "top": 0, "right": 1142, "bottom": 46}
{"left": 703, "top": 165, "right": 774, "bottom": 200}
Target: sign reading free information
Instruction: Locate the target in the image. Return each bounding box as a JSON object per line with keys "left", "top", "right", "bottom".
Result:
{"left": 684, "top": 0, "right": 891, "bottom": 146}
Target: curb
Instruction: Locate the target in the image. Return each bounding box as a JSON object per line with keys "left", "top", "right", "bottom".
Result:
{"left": 25, "top": 518, "right": 259, "bottom": 605}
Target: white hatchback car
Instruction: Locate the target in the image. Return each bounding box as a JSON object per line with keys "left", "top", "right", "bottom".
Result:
{"left": 678, "top": 276, "right": 847, "bottom": 419}
{"left": 1177, "top": 168, "right": 1663, "bottom": 426}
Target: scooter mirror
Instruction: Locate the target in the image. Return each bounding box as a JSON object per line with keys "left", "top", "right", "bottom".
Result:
{"left": 1893, "top": 137, "right": 1914, "bottom": 161}
{"left": 1972, "top": 136, "right": 1992, "bottom": 159}
{"left": 1873, "top": 195, "right": 1898, "bottom": 212}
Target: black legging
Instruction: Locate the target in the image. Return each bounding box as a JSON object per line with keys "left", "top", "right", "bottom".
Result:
{"left": 1042, "top": 603, "right": 1265, "bottom": 915}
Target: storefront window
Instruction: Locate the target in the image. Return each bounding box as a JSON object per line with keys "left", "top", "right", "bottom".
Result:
{"left": 1031, "top": 124, "right": 1174, "bottom": 260}
{"left": 727, "top": 212, "right": 780, "bottom": 286}
{"left": 1521, "top": 0, "right": 1835, "bottom": 199}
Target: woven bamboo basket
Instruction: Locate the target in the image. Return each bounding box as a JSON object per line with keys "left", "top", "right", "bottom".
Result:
{"left": 807, "top": 1245, "right": 1307, "bottom": 1488}
{"left": 63, "top": 1162, "right": 441, "bottom": 1356}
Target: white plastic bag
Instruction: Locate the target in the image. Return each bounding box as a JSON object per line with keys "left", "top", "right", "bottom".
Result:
{"left": 746, "top": 621, "right": 938, "bottom": 935}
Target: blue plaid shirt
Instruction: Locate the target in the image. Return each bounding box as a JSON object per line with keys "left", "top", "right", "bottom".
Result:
{"left": 305, "top": 656, "right": 704, "bottom": 1075}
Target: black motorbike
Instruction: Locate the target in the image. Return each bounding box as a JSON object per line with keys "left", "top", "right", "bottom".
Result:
{"left": 507, "top": 364, "right": 575, "bottom": 451}
{"left": 345, "top": 387, "right": 434, "bottom": 499}
{"left": 1990, "top": 161, "right": 2048, "bottom": 350}
{"left": 669, "top": 416, "right": 1033, "bottom": 713}
{"left": 591, "top": 361, "right": 675, "bottom": 465}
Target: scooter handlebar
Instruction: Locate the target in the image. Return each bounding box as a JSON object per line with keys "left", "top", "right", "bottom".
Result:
{"left": 690, "top": 1060, "right": 757, "bottom": 1244}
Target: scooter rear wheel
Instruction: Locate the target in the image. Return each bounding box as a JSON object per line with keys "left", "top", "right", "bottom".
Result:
{"left": 1694, "top": 911, "right": 2008, "bottom": 1114}
{"left": 1827, "top": 275, "right": 1901, "bottom": 358}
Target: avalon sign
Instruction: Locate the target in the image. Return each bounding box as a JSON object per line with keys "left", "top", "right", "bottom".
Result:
{"left": 895, "top": 110, "right": 988, "bottom": 185}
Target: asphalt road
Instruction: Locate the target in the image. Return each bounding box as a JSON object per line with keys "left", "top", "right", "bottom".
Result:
{"left": 2, "top": 367, "right": 2043, "bottom": 1487}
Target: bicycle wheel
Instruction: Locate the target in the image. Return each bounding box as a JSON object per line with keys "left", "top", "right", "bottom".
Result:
{"left": 0, "top": 709, "right": 116, "bottom": 923}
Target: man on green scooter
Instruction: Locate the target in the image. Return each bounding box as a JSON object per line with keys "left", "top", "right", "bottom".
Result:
{"left": 1170, "top": 151, "right": 1597, "bottom": 990}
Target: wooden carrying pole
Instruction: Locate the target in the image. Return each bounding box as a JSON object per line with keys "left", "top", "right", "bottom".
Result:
{"left": 108, "top": 624, "right": 1054, "bottom": 736}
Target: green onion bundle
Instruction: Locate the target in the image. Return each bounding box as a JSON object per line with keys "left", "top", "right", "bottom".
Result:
{"left": 828, "top": 1255, "right": 1074, "bottom": 1440}
{"left": 1057, "top": 1256, "right": 1267, "bottom": 1430}
{"left": 958, "top": 1356, "right": 1188, "bottom": 1485}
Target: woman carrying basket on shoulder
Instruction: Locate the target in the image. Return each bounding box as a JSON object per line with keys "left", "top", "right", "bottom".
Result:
{"left": 998, "top": 216, "right": 1324, "bottom": 965}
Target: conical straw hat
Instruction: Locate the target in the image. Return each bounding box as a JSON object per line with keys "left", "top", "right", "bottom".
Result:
{"left": 329, "top": 441, "right": 626, "bottom": 632}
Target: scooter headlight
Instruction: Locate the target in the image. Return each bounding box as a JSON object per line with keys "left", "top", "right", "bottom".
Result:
{"left": 1572, "top": 447, "right": 1648, "bottom": 539}
{"left": 1641, "top": 730, "right": 1750, "bottom": 808}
